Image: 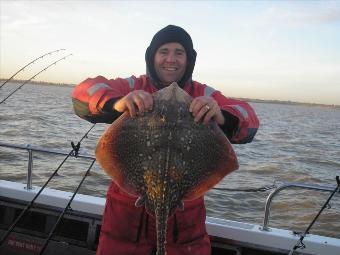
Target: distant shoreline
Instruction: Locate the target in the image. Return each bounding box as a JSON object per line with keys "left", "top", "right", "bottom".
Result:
{"left": 0, "top": 78, "right": 75, "bottom": 88}
{"left": 238, "top": 97, "right": 340, "bottom": 109}
{"left": 1, "top": 78, "right": 339, "bottom": 109}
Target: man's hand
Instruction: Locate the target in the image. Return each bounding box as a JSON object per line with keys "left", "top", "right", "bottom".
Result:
{"left": 114, "top": 90, "right": 153, "bottom": 117}
{"left": 189, "top": 96, "right": 225, "bottom": 125}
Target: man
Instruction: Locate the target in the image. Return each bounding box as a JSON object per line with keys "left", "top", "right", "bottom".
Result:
{"left": 72, "top": 25, "right": 259, "bottom": 255}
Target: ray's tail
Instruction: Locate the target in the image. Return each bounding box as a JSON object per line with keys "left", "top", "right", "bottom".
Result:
{"left": 155, "top": 207, "right": 169, "bottom": 255}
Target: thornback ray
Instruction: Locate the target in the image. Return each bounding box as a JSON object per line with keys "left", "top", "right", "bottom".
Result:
{"left": 95, "top": 82, "right": 239, "bottom": 255}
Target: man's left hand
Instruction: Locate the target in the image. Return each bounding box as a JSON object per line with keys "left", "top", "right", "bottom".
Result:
{"left": 189, "top": 96, "right": 225, "bottom": 125}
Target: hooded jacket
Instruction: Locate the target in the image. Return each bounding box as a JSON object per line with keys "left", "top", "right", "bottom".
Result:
{"left": 72, "top": 74, "right": 259, "bottom": 143}
{"left": 145, "top": 25, "right": 197, "bottom": 89}
{"left": 72, "top": 25, "right": 259, "bottom": 255}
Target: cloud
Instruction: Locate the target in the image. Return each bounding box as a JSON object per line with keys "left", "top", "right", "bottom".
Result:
{"left": 260, "top": 4, "right": 340, "bottom": 26}
{"left": 1, "top": 2, "right": 49, "bottom": 35}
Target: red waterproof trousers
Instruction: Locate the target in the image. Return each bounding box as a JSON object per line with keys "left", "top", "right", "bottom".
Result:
{"left": 96, "top": 182, "right": 211, "bottom": 255}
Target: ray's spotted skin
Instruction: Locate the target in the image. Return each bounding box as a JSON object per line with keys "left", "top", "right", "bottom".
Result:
{"left": 96, "top": 83, "right": 239, "bottom": 255}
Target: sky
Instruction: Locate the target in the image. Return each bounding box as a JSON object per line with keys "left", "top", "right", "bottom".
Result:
{"left": 0, "top": 0, "right": 340, "bottom": 105}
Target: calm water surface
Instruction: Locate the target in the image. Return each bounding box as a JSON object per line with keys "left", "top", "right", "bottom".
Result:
{"left": 0, "top": 82, "right": 339, "bottom": 239}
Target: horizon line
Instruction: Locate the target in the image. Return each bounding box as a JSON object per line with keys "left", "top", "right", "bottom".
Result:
{"left": 1, "top": 78, "right": 339, "bottom": 108}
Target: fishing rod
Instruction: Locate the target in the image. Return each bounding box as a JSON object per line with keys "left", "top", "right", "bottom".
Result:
{"left": 0, "top": 53, "right": 72, "bottom": 104}
{"left": 288, "top": 176, "right": 340, "bottom": 255}
{"left": 39, "top": 159, "right": 96, "bottom": 255}
{"left": 0, "top": 49, "right": 66, "bottom": 89}
{"left": 0, "top": 123, "right": 96, "bottom": 247}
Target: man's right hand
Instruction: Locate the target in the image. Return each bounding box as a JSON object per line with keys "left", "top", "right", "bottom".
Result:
{"left": 114, "top": 90, "right": 153, "bottom": 117}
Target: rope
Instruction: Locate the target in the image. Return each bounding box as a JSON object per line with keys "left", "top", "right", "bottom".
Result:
{"left": 213, "top": 183, "right": 277, "bottom": 193}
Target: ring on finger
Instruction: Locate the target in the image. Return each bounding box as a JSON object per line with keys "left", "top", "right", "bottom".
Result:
{"left": 204, "top": 104, "right": 210, "bottom": 111}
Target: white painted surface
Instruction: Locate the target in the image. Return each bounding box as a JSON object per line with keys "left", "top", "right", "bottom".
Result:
{"left": 1, "top": 180, "right": 340, "bottom": 254}
{"left": 0, "top": 180, "right": 105, "bottom": 215}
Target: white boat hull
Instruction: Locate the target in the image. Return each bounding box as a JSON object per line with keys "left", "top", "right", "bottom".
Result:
{"left": 1, "top": 180, "right": 339, "bottom": 255}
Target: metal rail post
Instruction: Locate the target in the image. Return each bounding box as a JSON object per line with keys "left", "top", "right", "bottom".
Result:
{"left": 26, "top": 144, "right": 33, "bottom": 190}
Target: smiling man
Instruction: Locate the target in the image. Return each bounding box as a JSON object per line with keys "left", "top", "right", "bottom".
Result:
{"left": 72, "top": 25, "right": 259, "bottom": 255}
{"left": 154, "top": 42, "right": 187, "bottom": 86}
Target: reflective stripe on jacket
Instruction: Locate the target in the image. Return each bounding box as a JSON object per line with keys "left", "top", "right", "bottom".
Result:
{"left": 72, "top": 75, "right": 259, "bottom": 144}
{"left": 72, "top": 74, "right": 259, "bottom": 254}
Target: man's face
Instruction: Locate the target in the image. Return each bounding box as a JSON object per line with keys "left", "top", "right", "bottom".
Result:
{"left": 154, "top": 42, "right": 187, "bottom": 86}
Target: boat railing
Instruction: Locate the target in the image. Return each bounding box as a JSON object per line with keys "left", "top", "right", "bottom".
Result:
{"left": 0, "top": 141, "right": 95, "bottom": 190}
{"left": 1, "top": 141, "right": 338, "bottom": 234}
{"left": 262, "top": 182, "right": 338, "bottom": 231}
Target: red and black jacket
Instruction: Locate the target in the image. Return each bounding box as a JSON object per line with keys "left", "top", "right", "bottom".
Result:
{"left": 72, "top": 75, "right": 259, "bottom": 144}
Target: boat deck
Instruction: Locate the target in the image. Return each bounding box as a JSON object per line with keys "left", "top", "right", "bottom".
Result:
{"left": 1, "top": 180, "right": 339, "bottom": 255}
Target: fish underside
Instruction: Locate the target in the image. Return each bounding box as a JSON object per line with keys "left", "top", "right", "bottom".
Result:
{"left": 96, "top": 83, "right": 238, "bottom": 255}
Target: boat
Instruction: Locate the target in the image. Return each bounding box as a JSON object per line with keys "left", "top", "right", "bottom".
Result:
{"left": 0, "top": 142, "right": 339, "bottom": 255}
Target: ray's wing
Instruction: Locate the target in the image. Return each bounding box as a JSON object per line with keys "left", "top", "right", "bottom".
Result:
{"left": 181, "top": 122, "right": 238, "bottom": 200}
{"left": 95, "top": 112, "right": 147, "bottom": 196}
{"left": 149, "top": 83, "right": 239, "bottom": 201}
{"left": 96, "top": 82, "right": 239, "bottom": 201}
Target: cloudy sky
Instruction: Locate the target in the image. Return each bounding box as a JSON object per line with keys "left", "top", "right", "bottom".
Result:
{"left": 1, "top": 0, "right": 340, "bottom": 105}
